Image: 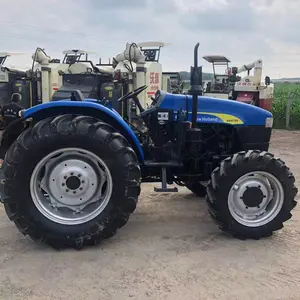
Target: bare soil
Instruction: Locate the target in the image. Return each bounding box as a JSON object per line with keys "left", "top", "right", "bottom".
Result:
{"left": 0, "top": 129, "right": 300, "bottom": 300}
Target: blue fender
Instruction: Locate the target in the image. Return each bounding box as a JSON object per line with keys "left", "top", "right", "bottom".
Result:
{"left": 23, "top": 100, "right": 144, "bottom": 161}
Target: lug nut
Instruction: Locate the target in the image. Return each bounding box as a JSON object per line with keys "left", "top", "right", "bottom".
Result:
{"left": 233, "top": 185, "right": 239, "bottom": 191}
{"left": 71, "top": 172, "right": 74, "bottom": 176}
{"left": 62, "top": 183, "right": 65, "bottom": 186}
{"left": 80, "top": 187, "right": 83, "bottom": 190}
{"left": 73, "top": 191, "right": 76, "bottom": 194}
{"left": 64, "top": 176, "right": 67, "bottom": 179}
{"left": 66, "top": 189, "right": 69, "bottom": 192}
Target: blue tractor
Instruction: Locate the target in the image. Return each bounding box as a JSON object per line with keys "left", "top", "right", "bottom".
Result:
{"left": 0, "top": 44, "right": 297, "bottom": 249}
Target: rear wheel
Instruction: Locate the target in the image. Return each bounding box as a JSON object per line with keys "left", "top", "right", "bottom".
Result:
{"left": 0, "top": 115, "right": 141, "bottom": 249}
{"left": 206, "top": 150, "right": 298, "bottom": 239}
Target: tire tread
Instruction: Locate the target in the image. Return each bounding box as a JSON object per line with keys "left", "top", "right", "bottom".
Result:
{"left": 0, "top": 114, "right": 141, "bottom": 249}
{"left": 206, "top": 150, "right": 298, "bottom": 239}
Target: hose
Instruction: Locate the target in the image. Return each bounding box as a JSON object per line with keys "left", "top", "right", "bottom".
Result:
{"left": 124, "top": 42, "right": 138, "bottom": 73}
{"left": 31, "top": 47, "right": 48, "bottom": 76}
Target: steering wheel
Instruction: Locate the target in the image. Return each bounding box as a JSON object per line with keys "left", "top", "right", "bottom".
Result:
{"left": 117, "top": 90, "right": 133, "bottom": 102}
{"left": 117, "top": 85, "right": 148, "bottom": 103}
{"left": 150, "top": 96, "right": 158, "bottom": 106}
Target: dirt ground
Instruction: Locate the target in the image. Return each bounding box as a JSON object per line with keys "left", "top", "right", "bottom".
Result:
{"left": 0, "top": 129, "right": 300, "bottom": 300}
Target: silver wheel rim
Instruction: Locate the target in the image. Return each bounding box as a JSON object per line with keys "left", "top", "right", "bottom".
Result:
{"left": 30, "top": 147, "right": 113, "bottom": 225}
{"left": 228, "top": 171, "right": 284, "bottom": 227}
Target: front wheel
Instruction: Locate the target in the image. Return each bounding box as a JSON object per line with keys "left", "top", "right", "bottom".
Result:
{"left": 0, "top": 115, "right": 141, "bottom": 249}
{"left": 206, "top": 150, "right": 298, "bottom": 239}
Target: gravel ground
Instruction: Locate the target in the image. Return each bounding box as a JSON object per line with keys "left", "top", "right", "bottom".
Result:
{"left": 0, "top": 129, "right": 300, "bottom": 300}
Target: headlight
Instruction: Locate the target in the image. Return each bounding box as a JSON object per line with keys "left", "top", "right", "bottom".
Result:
{"left": 265, "top": 117, "right": 273, "bottom": 128}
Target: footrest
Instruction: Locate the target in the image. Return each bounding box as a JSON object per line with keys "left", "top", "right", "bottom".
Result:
{"left": 154, "top": 186, "right": 178, "bottom": 193}
{"left": 153, "top": 167, "right": 178, "bottom": 193}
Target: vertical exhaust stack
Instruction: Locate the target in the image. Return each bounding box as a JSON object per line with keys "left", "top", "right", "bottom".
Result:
{"left": 186, "top": 43, "right": 203, "bottom": 156}
{"left": 189, "top": 43, "right": 203, "bottom": 128}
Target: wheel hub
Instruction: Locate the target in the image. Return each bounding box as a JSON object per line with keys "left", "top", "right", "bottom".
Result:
{"left": 241, "top": 186, "right": 265, "bottom": 208}
{"left": 66, "top": 176, "right": 81, "bottom": 190}
{"left": 46, "top": 159, "right": 100, "bottom": 207}
{"left": 228, "top": 171, "right": 284, "bottom": 227}
{"left": 30, "top": 148, "right": 113, "bottom": 225}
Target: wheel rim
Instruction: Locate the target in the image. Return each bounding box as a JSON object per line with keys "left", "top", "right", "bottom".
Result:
{"left": 228, "top": 171, "right": 284, "bottom": 227}
{"left": 30, "top": 147, "right": 113, "bottom": 225}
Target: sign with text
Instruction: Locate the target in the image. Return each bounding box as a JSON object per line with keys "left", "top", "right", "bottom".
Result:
{"left": 149, "top": 72, "right": 160, "bottom": 94}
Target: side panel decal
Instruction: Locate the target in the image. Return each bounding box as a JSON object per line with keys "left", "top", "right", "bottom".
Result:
{"left": 187, "top": 112, "right": 244, "bottom": 125}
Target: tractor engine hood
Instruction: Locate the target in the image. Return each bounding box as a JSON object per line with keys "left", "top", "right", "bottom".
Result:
{"left": 157, "top": 91, "right": 273, "bottom": 127}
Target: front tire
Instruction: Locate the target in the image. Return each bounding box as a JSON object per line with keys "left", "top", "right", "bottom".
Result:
{"left": 206, "top": 150, "right": 298, "bottom": 239}
{"left": 0, "top": 115, "right": 141, "bottom": 249}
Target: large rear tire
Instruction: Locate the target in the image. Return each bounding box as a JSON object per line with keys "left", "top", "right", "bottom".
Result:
{"left": 0, "top": 115, "right": 141, "bottom": 249}
{"left": 206, "top": 150, "right": 298, "bottom": 239}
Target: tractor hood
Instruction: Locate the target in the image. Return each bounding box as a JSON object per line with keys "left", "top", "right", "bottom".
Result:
{"left": 157, "top": 91, "right": 272, "bottom": 127}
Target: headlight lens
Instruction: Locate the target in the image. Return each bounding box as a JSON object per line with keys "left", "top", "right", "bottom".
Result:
{"left": 265, "top": 117, "right": 273, "bottom": 128}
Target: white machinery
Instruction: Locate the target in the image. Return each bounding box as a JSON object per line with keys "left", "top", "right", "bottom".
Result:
{"left": 0, "top": 43, "right": 178, "bottom": 115}
{"left": 112, "top": 41, "right": 171, "bottom": 110}
{"left": 202, "top": 55, "right": 231, "bottom": 99}
{"left": 0, "top": 52, "right": 29, "bottom": 105}
{"left": 0, "top": 53, "right": 14, "bottom": 83}
{"left": 203, "top": 55, "right": 273, "bottom": 111}
{"left": 31, "top": 42, "right": 172, "bottom": 108}
{"left": 31, "top": 48, "right": 106, "bottom": 103}
{"left": 229, "top": 59, "right": 273, "bottom": 111}
{"left": 0, "top": 52, "right": 26, "bottom": 83}
{"left": 61, "top": 50, "right": 113, "bottom": 74}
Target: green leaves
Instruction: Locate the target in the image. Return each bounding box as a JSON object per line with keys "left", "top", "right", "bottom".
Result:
{"left": 273, "top": 83, "right": 300, "bottom": 129}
